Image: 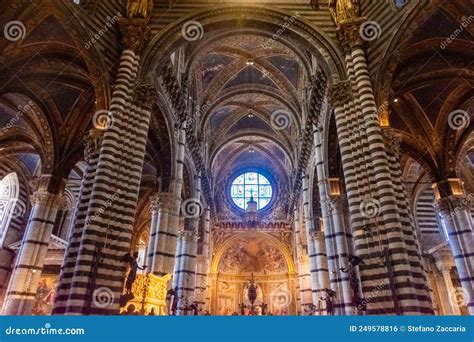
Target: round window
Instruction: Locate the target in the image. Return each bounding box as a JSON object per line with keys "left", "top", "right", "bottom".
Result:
{"left": 230, "top": 172, "right": 273, "bottom": 210}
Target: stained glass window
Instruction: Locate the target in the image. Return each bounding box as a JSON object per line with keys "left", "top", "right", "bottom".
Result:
{"left": 230, "top": 172, "right": 272, "bottom": 210}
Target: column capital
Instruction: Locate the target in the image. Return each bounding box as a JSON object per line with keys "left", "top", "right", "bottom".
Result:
{"left": 178, "top": 230, "right": 199, "bottom": 242}
{"left": 149, "top": 193, "right": 161, "bottom": 212}
{"left": 328, "top": 81, "right": 352, "bottom": 107}
{"left": 83, "top": 128, "right": 104, "bottom": 162}
{"left": 155, "top": 192, "right": 180, "bottom": 212}
{"left": 134, "top": 83, "right": 156, "bottom": 109}
{"left": 434, "top": 195, "right": 472, "bottom": 217}
{"left": 118, "top": 18, "right": 151, "bottom": 54}
{"left": 311, "top": 230, "right": 325, "bottom": 241}
{"left": 30, "top": 191, "right": 67, "bottom": 209}
{"left": 336, "top": 18, "right": 367, "bottom": 48}
{"left": 381, "top": 128, "right": 402, "bottom": 156}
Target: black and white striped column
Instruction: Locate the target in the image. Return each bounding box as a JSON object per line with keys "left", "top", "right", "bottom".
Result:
{"left": 146, "top": 192, "right": 176, "bottom": 277}
{"left": 162, "top": 125, "right": 187, "bottom": 280}
{"left": 173, "top": 173, "right": 202, "bottom": 315}
{"left": 302, "top": 174, "right": 329, "bottom": 313}
{"left": 382, "top": 128, "right": 433, "bottom": 313}
{"left": 3, "top": 183, "right": 66, "bottom": 315}
{"left": 195, "top": 207, "right": 210, "bottom": 311}
{"left": 294, "top": 208, "right": 312, "bottom": 314}
{"left": 173, "top": 229, "right": 199, "bottom": 316}
{"left": 54, "top": 129, "right": 103, "bottom": 313}
{"left": 313, "top": 126, "right": 354, "bottom": 315}
{"left": 57, "top": 63, "right": 155, "bottom": 314}
{"left": 434, "top": 196, "right": 474, "bottom": 315}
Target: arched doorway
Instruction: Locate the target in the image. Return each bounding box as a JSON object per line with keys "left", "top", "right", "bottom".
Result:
{"left": 210, "top": 232, "right": 296, "bottom": 315}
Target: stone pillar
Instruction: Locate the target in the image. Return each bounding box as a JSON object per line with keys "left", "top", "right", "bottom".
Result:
{"left": 174, "top": 173, "right": 202, "bottom": 315}
{"left": 329, "top": 43, "right": 431, "bottom": 313}
{"left": 174, "top": 230, "right": 199, "bottom": 315}
{"left": 2, "top": 176, "right": 66, "bottom": 315}
{"left": 146, "top": 193, "right": 161, "bottom": 272}
{"left": 382, "top": 128, "right": 433, "bottom": 313}
{"left": 162, "top": 124, "right": 187, "bottom": 282}
{"left": 54, "top": 128, "right": 103, "bottom": 313}
{"left": 195, "top": 207, "right": 210, "bottom": 311}
{"left": 145, "top": 192, "right": 176, "bottom": 277}
{"left": 434, "top": 196, "right": 474, "bottom": 315}
{"left": 302, "top": 174, "right": 329, "bottom": 313}
{"left": 293, "top": 208, "right": 311, "bottom": 314}
{"left": 313, "top": 125, "right": 354, "bottom": 315}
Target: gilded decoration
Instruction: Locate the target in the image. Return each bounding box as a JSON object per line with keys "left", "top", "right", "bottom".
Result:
{"left": 219, "top": 238, "right": 286, "bottom": 275}
{"left": 121, "top": 273, "right": 171, "bottom": 315}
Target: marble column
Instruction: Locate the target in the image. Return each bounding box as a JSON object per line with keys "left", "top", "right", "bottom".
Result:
{"left": 434, "top": 196, "right": 474, "bottom": 315}
{"left": 195, "top": 207, "right": 210, "bottom": 311}
{"left": 146, "top": 192, "right": 176, "bottom": 277}
{"left": 2, "top": 176, "right": 66, "bottom": 315}
{"left": 293, "top": 208, "right": 312, "bottom": 314}
{"left": 302, "top": 174, "right": 329, "bottom": 313}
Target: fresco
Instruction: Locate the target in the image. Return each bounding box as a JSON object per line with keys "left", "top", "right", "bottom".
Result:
{"left": 219, "top": 238, "right": 286, "bottom": 274}
{"left": 31, "top": 274, "right": 58, "bottom": 315}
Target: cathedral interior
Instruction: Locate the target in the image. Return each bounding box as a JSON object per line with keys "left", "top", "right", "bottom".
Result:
{"left": 0, "top": 0, "right": 472, "bottom": 316}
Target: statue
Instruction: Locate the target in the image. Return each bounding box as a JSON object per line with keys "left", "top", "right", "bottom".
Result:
{"left": 189, "top": 302, "right": 200, "bottom": 316}
{"left": 329, "top": 0, "right": 360, "bottom": 24}
{"left": 126, "top": 0, "right": 153, "bottom": 20}
{"left": 321, "top": 288, "right": 337, "bottom": 316}
{"left": 122, "top": 252, "right": 146, "bottom": 294}
{"left": 239, "top": 302, "right": 246, "bottom": 315}
{"left": 246, "top": 274, "right": 258, "bottom": 305}
{"left": 340, "top": 255, "right": 366, "bottom": 314}
{"left": 166, "top": 287, "right": 179, "bottom": 315}
{"left": 305, "top": 303, "right": 317, "bottom": 315}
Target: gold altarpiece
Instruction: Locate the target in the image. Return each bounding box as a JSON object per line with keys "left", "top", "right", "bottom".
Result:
{"left": 209, "top": 232, "right": 297, "bottom": 315}
{"left": 120, "top": 273, "right": 171, "bottom": 315}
